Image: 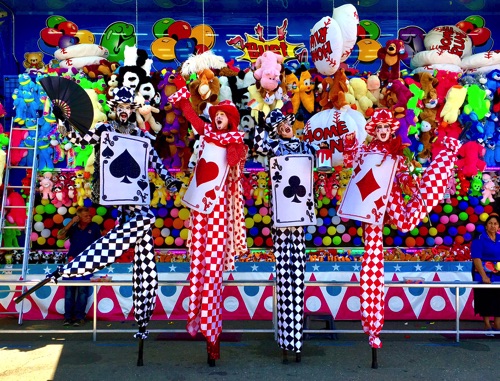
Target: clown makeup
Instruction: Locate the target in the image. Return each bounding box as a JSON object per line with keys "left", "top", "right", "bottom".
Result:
{"left": 375, "top": 123, "right": 391, "bottom": 142}
{"left": 214, "top": 110, "right": 229, "bottom": 131}
{"left": 277, "top": 120, "right": 294, "bottom": 139}
{"left": 116, "top": 103, "right": 133, "bottom": 124}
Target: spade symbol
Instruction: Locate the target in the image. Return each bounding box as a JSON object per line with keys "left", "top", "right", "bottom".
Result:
{"left": 102, "top": 146, "right": 114, "bottom": 159}
{"left": 109, "top": 149, "right": 140, "bottom": 183}
{"left": 283, "top": 175, "right": 306, "bottom": 203}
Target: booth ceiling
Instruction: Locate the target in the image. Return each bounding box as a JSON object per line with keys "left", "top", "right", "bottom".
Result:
{"left": 1, "top": 0, "right": 498, "bottom": 15}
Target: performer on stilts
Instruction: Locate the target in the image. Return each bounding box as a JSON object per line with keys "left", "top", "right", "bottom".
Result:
{"left": 253, "top": 109, "right": 318, "bottom": 364}
{"left": 18, "top": 86, "right": 182, "bottom": 365}
{"left": 169, "top": 75, "right": 248, "bottom": 367}
{"left": 338, "top": 108, "right": 460, "bottom": 368}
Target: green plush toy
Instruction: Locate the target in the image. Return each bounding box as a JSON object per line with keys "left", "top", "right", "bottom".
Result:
{"left": 464, "top": 84, "right": 491, "bottom": 120}
{"left": 2, "top": 222, "right": 21, "bottom": 248}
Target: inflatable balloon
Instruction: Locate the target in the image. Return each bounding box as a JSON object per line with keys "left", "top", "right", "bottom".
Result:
{"left": 310, "top": 16, "right": 343, "bottom": 75}
{"left": 303, "top": 107, "right": 366, "bottom": 166}
{"left": 151, "top": 37, "right": 177, "bottom": 61}
{"left": 333, "top": 4, "right": 360, "bottom": 62}
{"left": 424, "top": 25, "right": 473, "bottom": 58}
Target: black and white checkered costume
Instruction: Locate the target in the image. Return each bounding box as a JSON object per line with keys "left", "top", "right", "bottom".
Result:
{"left": 254, "top": 122, "right": 317, "bottom": 353}
{"left": 53, "top": 121, "right": 178, "bottom": 338}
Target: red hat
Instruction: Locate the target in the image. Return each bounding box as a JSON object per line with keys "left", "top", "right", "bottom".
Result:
{"left": 208, "top": 100, "right": 240, "bottom": 132}
{"left": 365, "top": 108, "right": 400, "bottom": 137}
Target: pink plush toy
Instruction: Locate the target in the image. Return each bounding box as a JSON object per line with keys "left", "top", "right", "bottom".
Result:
{"left": 481, "top": 174, "right": 497, "bottom": 204}
{"left": 38, "top": 171, "right": 54, "bottom": 200}
{"left": 253, "top": 51, "right": 284, "bottom": 92}
{"left": 6, "top": 191, "right": 27, "bottom": 227}
{"left": 456, "top": 141, "right": 486, "bottom": 177}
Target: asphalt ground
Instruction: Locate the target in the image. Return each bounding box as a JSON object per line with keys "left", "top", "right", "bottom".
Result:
{"left": 1, "top": 318, "right": 499, "bottom": 381}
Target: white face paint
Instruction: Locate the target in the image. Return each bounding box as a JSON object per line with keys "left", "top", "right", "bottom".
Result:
{"left": 375, "top": 123, "right": 391, "bottom": 142}
{"left": 116, "top": 103, "right": 133, "bottom": 124}
{"left": 214, "top": 111, "right": 229, "bottom": 131}
{"left": 277, "top": 120, "right": 294, "bottom": 139}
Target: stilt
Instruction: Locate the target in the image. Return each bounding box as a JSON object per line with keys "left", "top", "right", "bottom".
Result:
{"left": 295, "top": 352, "right": 301, "bottom": 363}
{"left": 137, "top": 327, "right": 146, "bottom": 366}
{"left": 371, "top": 347, "right": 378, "bottom": 369}
{"left": 15, "top": 277, "right": 52, "bottom": 304}
{"left": 282, "top": 349, "right": 288, "bottom": 364}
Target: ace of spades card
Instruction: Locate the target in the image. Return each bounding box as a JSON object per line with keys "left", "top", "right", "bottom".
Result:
{"left": 338, "top": 152, "right": 399, "bottom": 224}
{"left": 270, "top": 154, "right": 316, "bottom": 228}
{"left": 100, "top": 131, "right": 151, "bottom": 205}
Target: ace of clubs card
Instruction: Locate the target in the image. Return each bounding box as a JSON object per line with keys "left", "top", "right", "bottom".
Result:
{"left": 99, "top": 131, "right": 151, "bottom": 205}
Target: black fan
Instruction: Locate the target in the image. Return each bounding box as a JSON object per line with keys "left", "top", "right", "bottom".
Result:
{"left": 39, "top": 76, "right": 94, "bottom": 135}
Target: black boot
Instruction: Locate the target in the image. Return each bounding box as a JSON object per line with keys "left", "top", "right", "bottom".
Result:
{"left": 295, "top": 352, "right": 301, "bottom": 363}
{"left": 282, "top": 349, "right": 288, "bottom": 364}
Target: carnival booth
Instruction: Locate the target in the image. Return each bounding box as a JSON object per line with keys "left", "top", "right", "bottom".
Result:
{"left": 1, "top": 0, "right": 500, "bottom": 328}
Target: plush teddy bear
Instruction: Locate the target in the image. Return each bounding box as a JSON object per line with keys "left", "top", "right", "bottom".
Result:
{"left": 23, "top": 52, "right": 45, "bottom": 71}
{"left": 456, "top": 140, "right": 487, "bottom": 177}
{"left": 414, "top": 72, "right": 439, "bottom": 108}
{"left": 150, "top": 176, "right": 168, "bottom": 207}
{"left": 349, "top": 77, "right": 375, "bottom": 117}
{"left": 377, "top": 39, "right": 408, "bottom": 82}
{"left": 39, "top": 171, "right": 54, "bottom": 200}
{"left": 319, "top": 68, "right": 349, "bottom": 111}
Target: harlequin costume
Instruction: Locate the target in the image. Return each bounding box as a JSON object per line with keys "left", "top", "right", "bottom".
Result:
{"left": 341, "top": 109, "right": 460, "bottom": 356}
{"left": 49, "top": 87, "right": 181, "bottom": 339}
{"left": 254, "top": 109, "right": 318, "bottom": 361}
{"left": 169, "top": 83, "right": 247, "bottom": 365}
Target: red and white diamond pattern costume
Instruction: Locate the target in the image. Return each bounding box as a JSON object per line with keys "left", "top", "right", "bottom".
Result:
{"left": 171, "top": 87, "right": 247, "bottom": 360}
{"left": 346, "top": 134, "right": 460, "bottom": 348}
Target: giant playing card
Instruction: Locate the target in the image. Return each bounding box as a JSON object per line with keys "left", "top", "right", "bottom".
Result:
{"left": 338, "top": 152, "right": 398, "bottom": 224}
{"left": 270, "top": 154, "right": 316, "bottom": 227}
{"left": 182, "top": 138, "right": 229, "bottom": 214}
{"left": 99, "top": 131, "right": 151, "bottom": 205}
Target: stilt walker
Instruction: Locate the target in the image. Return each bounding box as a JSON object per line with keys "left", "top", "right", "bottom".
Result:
{"left": 338, "top": 109, "right": 460, "bottom": 368}
{"left": 169, "top": 75, "right": 248, "bottom": 367}
{"left": 253, "top": 110, "right": 318, "bottom": 363}
{"left": 16, "top": 82, "right": 182, "bottom": 366}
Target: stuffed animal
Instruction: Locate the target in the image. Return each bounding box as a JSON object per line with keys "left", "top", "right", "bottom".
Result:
{"left": 6, "top": 191, "right": 27, "bottom": 227}
{"left": 23, "top": 52, "right": 45, "bottom": 71}
{"left": 253, "top": 51, "right": 284, "bottom": 92}
{"left": 319, "top": 69, "right": 349, "bottom": 111}
{"left": 38, "top": 172, "right": 54, "bottom": 200}
{"left": 440, "top": 174, "right": 457, "bottom": 204}
{"left": 481, "top": 173, "right": 497, "bottom": 204}
{"left": 414, "top": 72, "right": 439, "bottom": 108}
{"left": 366, "top": 74, "right": 382, "bottom": 106}
{"left": 349, "top": 77, "right": 376, "bottom": 117}
{"left": 440, "top": 85, "right": 467, "bottom": 124}
{"left": 150, "top": 176, "right": 168, "bottom": 207}
{"left": 188, "top": 69, "right": 220, "bottom": 115}
{"left": 377, "top": 39, "right": 408, "bottom": 82}
{"left": 456, "top": 141, "right": 486, "bottom": 177}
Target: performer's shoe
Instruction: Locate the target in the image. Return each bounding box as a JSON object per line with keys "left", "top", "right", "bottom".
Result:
{"left": 282, "top": 349, "right": 288, "bottom": 364}
{"left": 295, "top": 352, "right": 301, "bottom": 363}
{"left": 207, "top": 356, "right": 216, "bottom": 367}
{"left": 73, "top": 319, "right": 85, "bottom": 327}
{"left": 62, "top": 319, "right": 72, "bottom": 326}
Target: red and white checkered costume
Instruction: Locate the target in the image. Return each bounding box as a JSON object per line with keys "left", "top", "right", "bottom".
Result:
{"left": 171, "top": 87, "right": 247, "bottom": 360}
{"left": 345, "top": 134, "right": 460, "bottom": 348}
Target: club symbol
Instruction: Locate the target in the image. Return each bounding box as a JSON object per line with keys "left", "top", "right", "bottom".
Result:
{"left": 109, "top": 149, "right": 141, "bottom": 183}
{"left": 283, "top": 175, "right": 306, "bottom": 203}
{"left": 272, "top": 171, "right": 282, "bottom": 183}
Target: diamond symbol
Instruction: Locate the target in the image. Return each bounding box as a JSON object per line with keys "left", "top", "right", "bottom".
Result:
{"left": 355, "top": 168, "right": 381, "bottom": 201}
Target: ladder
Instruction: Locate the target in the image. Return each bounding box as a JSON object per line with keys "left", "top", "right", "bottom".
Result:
{"left": 0, "top": 116, "right": 39, "bottom": 324}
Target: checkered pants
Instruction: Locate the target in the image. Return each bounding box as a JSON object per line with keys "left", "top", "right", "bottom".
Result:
{"left": 60, "top": 205, "right": 158, "bottom": 334}
{"left": 187, "top": 189, "right": 229, "bottom": 358}
{"left": 273, "top": 226, "right": 306, "bottom": 353}
{"left": 360, "top": 137, "right": 460, "bottom": 349}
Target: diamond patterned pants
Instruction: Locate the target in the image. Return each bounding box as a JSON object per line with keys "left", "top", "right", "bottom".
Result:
{"left": 273, "top": 226, "right": 306, "bottom": 353}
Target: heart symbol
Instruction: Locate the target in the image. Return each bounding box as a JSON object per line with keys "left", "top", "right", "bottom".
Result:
{"left": 196, "top": 158, "right": 219, "bottom": 187}
{"left": 205, "top": 189, "right": 216, "bottom": 200}
{"left": 138, "top": 180, "right": 148, "bottom": 190}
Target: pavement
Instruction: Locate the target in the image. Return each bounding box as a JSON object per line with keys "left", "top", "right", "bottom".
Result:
{"left": 1, "top": 318, "right": 499, "bottom": 381}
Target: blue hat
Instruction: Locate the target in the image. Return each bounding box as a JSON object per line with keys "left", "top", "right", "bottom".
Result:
{"left": 266, "top": 109, "right": 295, "bottom": 128}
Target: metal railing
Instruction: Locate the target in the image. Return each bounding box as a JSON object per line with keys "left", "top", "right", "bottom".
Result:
{"left": 0, "top": 279, "right": 497, "bottom": 342}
